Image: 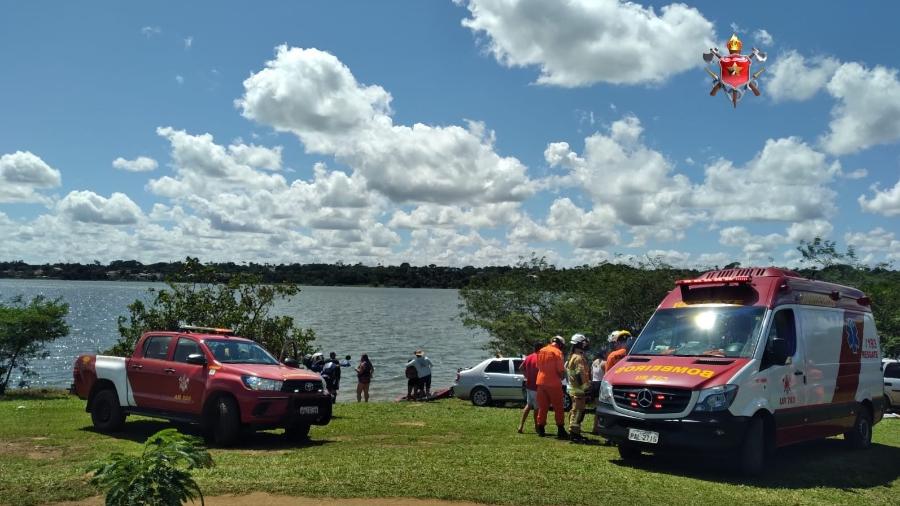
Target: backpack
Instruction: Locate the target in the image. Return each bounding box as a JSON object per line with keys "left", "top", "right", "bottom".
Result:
{"left": 405, "top": 364, "right": 418, "bottom": 379}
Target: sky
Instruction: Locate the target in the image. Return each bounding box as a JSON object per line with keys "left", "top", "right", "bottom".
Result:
{"left": 0, "top": 0, "right": 898, "bottom": 268}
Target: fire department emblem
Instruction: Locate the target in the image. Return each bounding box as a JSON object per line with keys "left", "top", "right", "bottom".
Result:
{"left": 703, "top": 34, "right": 767, "bottom": 108}
{"left": 178, "top": 374, "right": 189, "bottom": 393}
{"left": 846, "top": 318, "right": 860, "bottom": 354}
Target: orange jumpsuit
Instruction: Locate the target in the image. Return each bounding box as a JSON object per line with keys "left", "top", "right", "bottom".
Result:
{"left": 535, "top": 344, "right": 565, "bottom": 426}
{"left": 605, "top": 348, "right": 627, "bottom": 373}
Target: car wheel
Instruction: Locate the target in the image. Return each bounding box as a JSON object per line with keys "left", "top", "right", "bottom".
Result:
{"left": 739, "top": 417, "right": 765, "bottom": 476}
{"left": 844, "top": 405, "right": 873, "bottom": 449}
{"left": 617, "top": 443, "right": 642, "bottom": 461}
{"left": 212, "top": 396, "right": 241, "bottom": 447}
{"left": 284, "top": 423, "right": 310, "bottom": 442}
{"left": 91, "top": 389, "right": 125, "bottom": 432}
{"left": 471, "top": 387, "right": 492, "bottom": 407}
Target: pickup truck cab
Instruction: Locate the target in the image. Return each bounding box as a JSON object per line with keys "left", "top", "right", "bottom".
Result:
{"left": 595, "top": 268, "right": 884, "bottom": 474}
{"left": 72, "top": 326, "right": 332, "bottom": 445}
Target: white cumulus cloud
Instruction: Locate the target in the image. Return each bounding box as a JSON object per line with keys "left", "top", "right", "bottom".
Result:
{"left": 458, "top": 0, "right": 715, "bottom": 86}
{"left": 57, "top": 191, "right": 143, "bottom": 225}
{"left": 0, "top": 151, "right": 62, "bottom": 203}
{"left": 821, "top": 62, "right": 900, "bottom": 155}
{"left": 112, "top": 156, "right": 158, "bottom": 172}
{"left": 767, "top": 50, "right": 840, "bottom": 102}
{"left": 858, "top": 178, "right": 900, "bottom": 216}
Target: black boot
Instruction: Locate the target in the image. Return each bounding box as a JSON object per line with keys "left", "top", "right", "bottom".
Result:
{"left": 557, "top": 425, "right": 568, "bottom": 440}
{"left": 536, "top": 425, "right": 546, "bottom": 437}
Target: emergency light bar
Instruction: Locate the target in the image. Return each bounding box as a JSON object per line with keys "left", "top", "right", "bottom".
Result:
{"left": 179, "top": 325, "right": 234, "bottom": 335}
{"left": 675, "top": 275, "right": 752, "bottom": 286}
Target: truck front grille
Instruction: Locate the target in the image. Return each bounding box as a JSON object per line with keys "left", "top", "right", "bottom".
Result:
{"left": 282, "top": 380, "right": 323, "bottom": 394}
{"left": 613, "top": 386, "right": 691, "bottom": 414}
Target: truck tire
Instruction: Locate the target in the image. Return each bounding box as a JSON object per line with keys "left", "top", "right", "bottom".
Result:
{"left": 471, "top": 387, "right": 492, "bottom": 407}
{"left": 91, "top": 389, "right": 126, "bottom": 432}
{"left": 211, "top": 396, "right": 241, "bottom": 447}
{"left": 739, "top": 417, "right": 765, "bottom": 476}
{"left": 284, "top": 423, "right": 311, "bottom": 442}
{"left": 617, "top": 442, "right": 642, "bottom": 461}
{"left": 844, "top": 405, "right": 872, "bottom": 449}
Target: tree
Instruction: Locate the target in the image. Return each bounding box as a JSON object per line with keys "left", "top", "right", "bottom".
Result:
{"left": 0, "top": 295, "right": 69, "bottom": 395}
{"left": 90, "top": 428, "right": 213, "bottom": 506}
{"left": 459, "top": 255, "right": 696, "bottom": 356}
{"left": 107, "top": 257, "right": 316, "bottom": 360}
{"left": 796, "top": 237, "right": 857, "bottom": 271}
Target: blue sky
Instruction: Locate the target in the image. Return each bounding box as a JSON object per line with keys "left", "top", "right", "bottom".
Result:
{"left": 0, "top": 0, "right": 897, "bottom": 267}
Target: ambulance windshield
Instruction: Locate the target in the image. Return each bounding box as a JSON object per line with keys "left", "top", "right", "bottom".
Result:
{"left": 630, "top": 306, "right": 765, "bottom": 358}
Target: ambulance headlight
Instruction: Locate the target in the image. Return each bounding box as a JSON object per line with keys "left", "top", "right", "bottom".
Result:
{"left": 598, "top": 380, "right": 614, "bottom": 405}
{"left": 241, "top": 375, "right": 283, "bottom": 391}
{"left": 693, "top": 384, "right": 738, "bottom": 412}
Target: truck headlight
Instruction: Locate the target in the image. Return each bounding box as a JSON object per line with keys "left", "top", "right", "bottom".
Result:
{"left": 241, "top": 375, "right": 283, "bottom": 391}
{"left": 598, "top": 379, "right": 614, "bottom": 405}
{"left": 693, "top": 385, "right": 738, "bottom": 412}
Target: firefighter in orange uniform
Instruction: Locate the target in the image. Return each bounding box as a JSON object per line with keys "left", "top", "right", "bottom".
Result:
{"left": 535, "top": 335, "right": 568, "bottom": 439}
{"left": 604, "top": 330, "right": 631, "bottom": 373}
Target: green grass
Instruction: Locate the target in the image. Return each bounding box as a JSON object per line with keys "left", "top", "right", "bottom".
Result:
{"left": 1, "top": 391, "right": 899, "bottom": 505}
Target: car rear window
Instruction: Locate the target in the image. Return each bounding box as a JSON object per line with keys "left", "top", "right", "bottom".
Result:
{"left": 885, "top": 363, "right": 900, "bottom": 378}
{"left": 485, "top": 360, "right": 510, "bottom": 374}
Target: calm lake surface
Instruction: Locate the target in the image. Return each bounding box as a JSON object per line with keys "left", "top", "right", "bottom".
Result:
{"left": 0, "top": 279, "right": 491, "bottom": 401}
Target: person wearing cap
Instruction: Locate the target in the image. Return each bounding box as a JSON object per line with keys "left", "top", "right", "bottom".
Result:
{"left": 407, "top": 349, "right": 433, "bottom": 397}
{"left": 566, "top": 333, "right": 591, "bottom": 442}
{"left": 604, "top": 330, "right": 632, "bottom": 374}
{"left": 535, "top": 335, "right": 567, "bottom": 439}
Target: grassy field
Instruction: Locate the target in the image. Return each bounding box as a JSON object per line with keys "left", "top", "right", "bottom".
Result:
{"left": 0, "top": 390, "right": 898, "bottom": 506}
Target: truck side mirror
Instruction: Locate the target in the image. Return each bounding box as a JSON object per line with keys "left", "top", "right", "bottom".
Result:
{"left": 769, "top": 338, "right": 788, "bottom": 366}
{"left": 186, "top": 353, "right": 207, "bottom": 366}
{"left": 283, "top": 357, "right": 300, "bottom": 368}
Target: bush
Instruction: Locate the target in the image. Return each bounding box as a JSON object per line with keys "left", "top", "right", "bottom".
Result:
{"left": 89, "top": 428, "right": 213, "bottom": 506}
{"left": 0, "top": 295, "right": 69, "bottom": 395}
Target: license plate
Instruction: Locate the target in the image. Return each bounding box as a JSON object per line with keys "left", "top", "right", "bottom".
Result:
{"left": 627, "top": 428, "right": 659, "bottom": 444}
{"left": 297, "top": 406, "right": 318, "bottom": 415}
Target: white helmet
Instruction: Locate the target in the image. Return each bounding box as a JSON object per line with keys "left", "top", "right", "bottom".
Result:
{"left": 570, "top": 333, "right": 589, "bottom": 346}
{"left": 607, "top": 330, "right": 632, "bottom": 343}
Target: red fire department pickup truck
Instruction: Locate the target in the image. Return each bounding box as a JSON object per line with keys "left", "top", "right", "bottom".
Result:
{"left": 71, "top": 326, "right": 332, "bottom": 446}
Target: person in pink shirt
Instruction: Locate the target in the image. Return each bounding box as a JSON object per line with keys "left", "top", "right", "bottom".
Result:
{"left": 517, "top": 342, "right": 543, "bottom": 433}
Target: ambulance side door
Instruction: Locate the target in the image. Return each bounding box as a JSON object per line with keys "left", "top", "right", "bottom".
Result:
{"left": 759, "top": 308, "right": 809, "bottom": 446}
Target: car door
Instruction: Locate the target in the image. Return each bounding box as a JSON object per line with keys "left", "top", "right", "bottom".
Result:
{"left": 885, "top": 362, "right": 900, "bottom": 411}
{"left": 483, "top": 359, "right": 518, "bottom": 400}
{"left": 127, "top": 335, "right": 174, "bottom": 410}
{"left": 158, "top": 337, "right": 208, "bottom": 415}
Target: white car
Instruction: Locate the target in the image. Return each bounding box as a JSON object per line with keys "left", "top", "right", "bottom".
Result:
{"left": 885, "top": 359, "right": 899, "bottom": 413}
{"left": 452, "top": 357, "right": 572, "bottom": 410}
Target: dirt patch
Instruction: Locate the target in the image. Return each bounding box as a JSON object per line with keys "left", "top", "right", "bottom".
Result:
{"left": 0, "top": 440, "right": 63, "bottom": 460}
{"left": 392, "top": 421, "right": 426, "bottom": 427}
{"left": 49, "top": 492, "right": 490, "bottom": 506}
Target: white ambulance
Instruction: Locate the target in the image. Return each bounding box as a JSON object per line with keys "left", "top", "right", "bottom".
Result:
{"left": 595, "top": 267, "right": 885, "bottom": 474}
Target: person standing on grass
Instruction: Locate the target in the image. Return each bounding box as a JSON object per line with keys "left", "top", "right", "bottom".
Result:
{"left": 321, "top": 352, "right": 342, "bottom": 404}
{"left": 405, "top": 356, "right": 420, "bottom": 400}
{"left": 408, "top": 349, "right": 433, "bottom": 397}
{"left": 604, "top": 331, "right": 631, "bottom": 374}
{"left": 517, "top": 341, "right": 542, "bottom": 433}
{"left": 590, "top": 350, "right": 607, "bottom": 401}
{"left": 535, "top": 335, "right": 567, "bottom": 439}
{"left": 566, "top": 334, "right": 591, "bottom": 443}
{"left": 356, "top": 354, "right": 374, "bottom": 402}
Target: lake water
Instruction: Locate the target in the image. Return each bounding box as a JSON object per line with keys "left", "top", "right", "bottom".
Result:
{"left": 0, "top": 279, "right": 491, "bottom": 401}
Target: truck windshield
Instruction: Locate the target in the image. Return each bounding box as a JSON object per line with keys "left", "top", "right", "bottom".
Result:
{"left": 205, "top": 339, "right": 279, "bottom": 365}
{"left": 630, "top": 306, "right": 765, "bottom": 358}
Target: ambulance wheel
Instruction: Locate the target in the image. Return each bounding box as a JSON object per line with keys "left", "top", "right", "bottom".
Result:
{"left": 617, "top": 443, "right": 642, "bottom": 461}
{"left": 91, "top": 389, "right": 125, "bottom": 432}
{"left": 471, "top": 387, "right": 492, "bottom": 407}
{"left": 211, "top": 396, "right": 241, "bottom": 447}
{"left": 844, "top": 405, "right": 872, "bottom": 450}
{"left": 739, "top": 417, "right": 764, "bottom": 476}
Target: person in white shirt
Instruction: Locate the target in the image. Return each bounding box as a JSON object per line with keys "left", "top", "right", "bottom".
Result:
{"left": 590, "top": 351, "right": 607, "bottom": 401}
{"left": 407, "top": 350, "right": 433, "bottom": 397}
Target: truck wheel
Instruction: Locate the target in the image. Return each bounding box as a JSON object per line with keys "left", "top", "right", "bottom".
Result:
{"left": 739, "top": 417, "right": 765, "bottom": 476}
{"left": 844, "top": 405, "right": 872, "bottom": 449}
{"left": 91, "top": 389, "right": 125, "bottom": 432}
{"left": 284, "top": 423, "right": 310, "bottom": 442}
{"left": 617, "top": 443, "right": 642, "bottom": 461}
{"left": 471, "top": 387, "right": 492, "bottom": 407}
{"left": 212, "top": 396, "right": 241, "bottom": 447}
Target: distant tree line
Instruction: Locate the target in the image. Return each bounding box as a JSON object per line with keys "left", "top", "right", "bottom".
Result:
{"left": 0, "top": 259, "right": 514, "bottom": 288}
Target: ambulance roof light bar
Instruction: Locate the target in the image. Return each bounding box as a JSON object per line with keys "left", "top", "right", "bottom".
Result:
{"left": 179, "top": 325, "right": 234, "bottom": 335}
{"left": 675, "top": 275, "right": 752, "bottom": 286}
